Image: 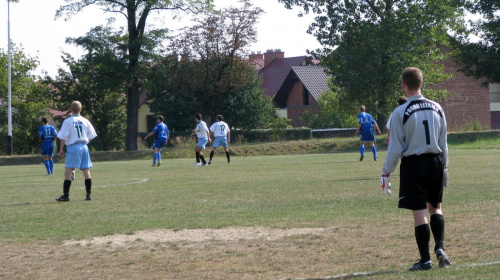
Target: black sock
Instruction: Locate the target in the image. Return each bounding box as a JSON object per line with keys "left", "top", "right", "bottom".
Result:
{"left": 209, "top": 151, "right": 215, "bottom": 161}
{"left": 430, "top": 214, "right": 445, "bottom": 252}
{"left": 85, "top": 179, "right": 92, "bottom": 195}
{"left": 63, "top": 180, "right": 71, "bottom": 196}
{"left": 195, "top": 151, "right": 200, "bottom": 163}
{"left": 226, "top": 151, "right": 230, "bottom": 162}
{"left": 415, "top": 224, "right": 431, "bottom": 262}
{"left": 200, "top": 155, "right": 206, "bottom": 164}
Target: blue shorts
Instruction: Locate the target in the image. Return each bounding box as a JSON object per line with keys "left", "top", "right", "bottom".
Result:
{"left": 196, "top": 138, "right": 208, "bottom": 150}
{"left": 65, "top": 143, "right": 93, "bottom": 170}
{"left": 41, "top": 142, "right": 54, "bottom": 156}
{"left": 152, "top": 138, "right": 167, "bottom": 150}
{"left": 360, "top": 129, "right": 375, "bottom": 142}
{"left": 213, "top": 136, "right": 228, "bottom": 148}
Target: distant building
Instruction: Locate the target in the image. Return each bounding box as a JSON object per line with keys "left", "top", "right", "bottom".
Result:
{"left": 273, "top": 66, "right": 330, "bottom": 127}
{"left": 256, "top": 50, "right": 495, "bottom": 130}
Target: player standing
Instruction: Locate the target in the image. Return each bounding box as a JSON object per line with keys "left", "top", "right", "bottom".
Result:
{"left": 144, "top": 115, "right": 170, "bottom": 167}
{"left": 56, "top": 101, "right": 97, "bottom": 202}
{"left": 208, "top": 115, "right": 231, "bottom": 165}
{"left": 355, "top": 105, "right": 381, "bottom": 161}
{"left": 191, "top": 113, "right": 211, "bottom": 166}
{"left": 38, "top": 117, "right": 58, "bottom": 175}
{"left": 381, "top": 67, "right": 451, "bottom": 271}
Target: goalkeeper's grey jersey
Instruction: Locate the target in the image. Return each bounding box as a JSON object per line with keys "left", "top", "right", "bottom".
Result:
{"left": 382, "top": 94, "right": 448, "bottom": 174}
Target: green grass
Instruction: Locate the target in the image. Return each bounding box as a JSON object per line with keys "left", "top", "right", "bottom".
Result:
{"left": 0, "top": 144, "right": 499, "bottom": 279}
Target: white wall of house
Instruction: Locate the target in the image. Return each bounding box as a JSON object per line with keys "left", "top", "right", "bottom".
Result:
{"left": 138, "top": 104, "right": 152, "bottom": 133}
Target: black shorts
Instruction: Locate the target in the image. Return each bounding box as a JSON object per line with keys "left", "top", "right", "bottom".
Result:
{"left": 398, "top": 153, "right": 444, "bottom": 210}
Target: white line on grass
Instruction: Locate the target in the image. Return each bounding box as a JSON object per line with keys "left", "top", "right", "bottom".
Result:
{"left": 288, "top": 260, "right": 500, "bottom": 280}
{"left": 74, "top": 178, "right": 149, "bottom": 189}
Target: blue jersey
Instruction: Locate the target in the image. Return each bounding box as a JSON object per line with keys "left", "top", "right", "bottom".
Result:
{"left": 152, "top": 123, "right": 169, "bottom": 140}
{"left": 358, "top": 112, "right": 375, "bottom": 131}
{"left": 39, "top": 125, "right": 57, "bottom": 142}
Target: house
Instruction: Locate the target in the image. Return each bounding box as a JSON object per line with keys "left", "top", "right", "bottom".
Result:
{"left": 433, "top": 50, "right": 492, "bottom": 130}
{"left": 250, "top": 51, "right": 318, "bottom": 99}
{"left": 273, "top": 66, "right": 330, "bottom": 127}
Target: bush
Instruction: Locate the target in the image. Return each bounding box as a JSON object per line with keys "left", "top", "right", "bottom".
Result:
{"left": 231, "top": 128, "right": 311, "bottom": 143}
{"left": 136, "top": 128, "right": 312, "bottom": 148}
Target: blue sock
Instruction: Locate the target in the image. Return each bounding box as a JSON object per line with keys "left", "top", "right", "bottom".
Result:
{"left": 372, "top": 146, "right": 377, "bottom": 159}
{"left": 49, "top": 160, "right": 54, "bottom": 174}
{"left": 44, "top": 160, "right": 50, "bottom": 174}
{"left": 360, "top": 145, "right": 365, "bottom": 156}
{"left": 157, "top": 152, "right": 161, "bottom": 163}
{"left": 153, "top": 153, "right": 157, "bottom": 165}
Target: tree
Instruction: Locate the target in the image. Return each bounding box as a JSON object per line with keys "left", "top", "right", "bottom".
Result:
{"left": 278, "top": 0, "right": 466, "bottom": 125}
{"left": 56, "top": 0, "right": 213, "bottom": 151}
{"left": 0, "top": 44, "right": 52, "bottom": 155}
{"left": 452, "top": 0, "right": 500, "bottom": 84}
{"left": 147, "top": 0, "right": 278, "bottom": 130}
{"left": 44, "top": 26, "right": 128, "bottom": 151}
{"left": 303, "top": 84, "right": 357, "bottom": 129}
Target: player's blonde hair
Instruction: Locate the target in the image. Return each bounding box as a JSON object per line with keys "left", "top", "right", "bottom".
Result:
{"left": 71, "top": 101, "right": 82, "bottom": 114}
{"left": 358, "top": 105, "right": 366, "bottom": 112}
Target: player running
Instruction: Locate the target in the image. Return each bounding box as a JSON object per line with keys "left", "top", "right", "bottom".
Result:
{"left": 191, "top": 113, "right": 211, "bottom": 166}
{"left": 208, "top": 115, "right": 231, "bottom": 165}
{"left": 144, "top": 115, "right": 170, "bottom": 167}
{"left": 355, "top": 105, "right": 381, "bottom": 161}
{"left": 38, "top": 117, "right": 58, "bottom": 175}
{"left": 381, "top": 67, "right": 451, "bottom": 271}
{"left": 56, "top": 101, "right": 97, "bottom": 202}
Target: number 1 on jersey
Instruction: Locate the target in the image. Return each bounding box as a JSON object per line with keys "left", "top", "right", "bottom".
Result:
{"left": 423, "top": 120, "right": 430, "bottom": 145}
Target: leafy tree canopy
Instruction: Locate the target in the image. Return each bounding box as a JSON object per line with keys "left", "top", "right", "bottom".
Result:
{"left": 0, "top": 44, "right": 53, "bottom": 155}
{"left": 147, "top": 0, "right": 279, "bottom": 130}
{"left": 452, "top": 0, "right": 500, "bottom": 83}
{"left": 44, "top": 26, "right": 128, "bottom": 151}
{"left": 56, "top": 0, "right": 213, "bottom": 151}
{"left": 278, "top": 0, "right": 466, "bottom": 125}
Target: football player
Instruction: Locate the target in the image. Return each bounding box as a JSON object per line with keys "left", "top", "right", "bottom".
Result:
{"left": 191, "top": 113, "right": 211, "bottom": 166}
{"left": 56, "top": 101, "right": 97, "bottom": 201}
{"left": 208, "top": 115, "right": 231, "bottom": 165}
{"left": 144, "top": 115, "right": 170, "bottom": 167}
{"left": 355, "top": 105, "right": 381, "bottom": 161}
{"left": 381, "top": 67, "right": 451, "bottom": 271}
{"left": 38, "top": 117, "right": 57, "bottom": 175}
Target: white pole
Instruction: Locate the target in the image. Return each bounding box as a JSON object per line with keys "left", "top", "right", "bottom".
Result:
{"left": 7, "top": 0, "right": 13, "bottom": 155}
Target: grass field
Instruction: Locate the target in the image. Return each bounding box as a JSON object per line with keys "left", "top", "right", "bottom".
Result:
{"left": 0, "top": 146, "right": 499, "bottom": 279}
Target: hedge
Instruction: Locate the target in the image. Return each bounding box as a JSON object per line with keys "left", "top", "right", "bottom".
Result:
{"left": 138, "top": 128, "right": 312, "bottom": 148}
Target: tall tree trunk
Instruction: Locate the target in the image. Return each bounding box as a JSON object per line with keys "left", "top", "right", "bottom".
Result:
{"left": 125, "top": 77, "right": 139, "bottom": 151}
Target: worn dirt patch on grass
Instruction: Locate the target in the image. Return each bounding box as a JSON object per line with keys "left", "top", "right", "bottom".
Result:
{"left": 64, "top": 227, "right": 329, "bottom": 247}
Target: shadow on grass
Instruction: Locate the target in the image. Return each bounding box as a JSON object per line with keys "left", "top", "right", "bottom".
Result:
{"left": 0, "top": 201, "right": 62, "bottom": 207}
{"left": 328, "top": 175, "right": 399, "bottom": 182}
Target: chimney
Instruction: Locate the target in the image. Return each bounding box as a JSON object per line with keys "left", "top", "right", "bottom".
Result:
{"left": 249, "top": 53, "right": 263, "bottom": 60}
{"left": 264, "top": 51, "right": 284, "bottom": 67}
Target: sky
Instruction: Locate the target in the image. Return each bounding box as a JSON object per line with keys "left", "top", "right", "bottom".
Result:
{"left": 0, "top": 0, "right": 322, "bottom": 77}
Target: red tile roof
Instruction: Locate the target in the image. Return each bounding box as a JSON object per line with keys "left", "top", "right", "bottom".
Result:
{"left": 259, "top": 56, "right": 312, "bottom": 97}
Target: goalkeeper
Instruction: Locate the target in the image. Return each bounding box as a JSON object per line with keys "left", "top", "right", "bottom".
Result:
{"left": 381, "top": 67, "right": 451, "bottom": 271}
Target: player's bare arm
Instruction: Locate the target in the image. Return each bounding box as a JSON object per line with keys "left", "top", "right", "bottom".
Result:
{"left": 374, "top": 122, "right": 382, "bottom": 134}
{"left": 355, "top": 123, "right": 362, "bottom": 135}
{"left": 59, "top": 139, "right": 66, "bottom": 157}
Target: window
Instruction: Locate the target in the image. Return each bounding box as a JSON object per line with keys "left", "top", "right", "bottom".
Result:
{"left": 303, "top": 85, "right": 309, "bottom": 105}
